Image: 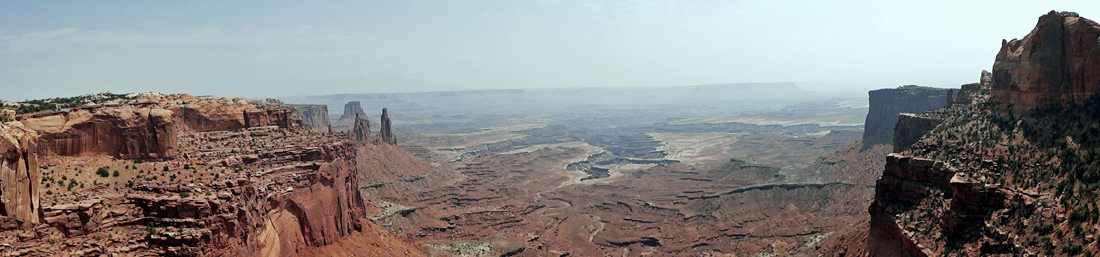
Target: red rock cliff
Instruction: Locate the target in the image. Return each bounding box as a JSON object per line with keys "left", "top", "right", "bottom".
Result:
{"left": 18, "top": 95, "right": 297, "bottom": 160}
{"left": 992, "top": 11, "right": 1100, "bottom": 112}
{"left": 0, "top": 124, "right": 41, "bottom": 224}
{"left": 20, "top": 105, "right": 178, "bottom": 160}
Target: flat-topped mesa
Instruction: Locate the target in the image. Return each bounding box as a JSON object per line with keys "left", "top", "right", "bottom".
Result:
{"left": 992, "top": 11, "right": 1100, "bottom": 113}
{"left": 378, "top": 108, "right": 397, "bottom": 145}
{"left": 0, "top": 124, "right": 41, "bottom": 224}
{"left": 862, "top": 86, "right": 952, "bottom": 151}
{"left": 339, "top": 101, "right": 366, "bottom": 121}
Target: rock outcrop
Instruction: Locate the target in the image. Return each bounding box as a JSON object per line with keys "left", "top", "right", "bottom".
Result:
{"left": 992, "top": 11, "right": 1100, "bottom": 113}
{"left": 349, "top": 115, "right": 371, "bottom": 144}
{"left": 862, "top": 86, "right": 952, "bottom": 150}
{"left": 892, "top": 113, "right": 942, "bottom": 152}
{"left": 0, "top": 124, "right": 40, "bottom": 224}
{"left": 378, "top": 108, "right": 396, "bottom": 145}
{"left": 289, "top": 104, "right": 331, "bottom": 133}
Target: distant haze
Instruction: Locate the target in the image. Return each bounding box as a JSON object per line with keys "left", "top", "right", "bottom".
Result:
{"left": 2, "top": 1, "right": 1098, "bottom": 101}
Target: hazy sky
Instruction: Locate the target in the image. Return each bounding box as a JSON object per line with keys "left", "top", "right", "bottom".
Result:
{"left": 2, "top": 1, "right": 1098, "bottom": 101}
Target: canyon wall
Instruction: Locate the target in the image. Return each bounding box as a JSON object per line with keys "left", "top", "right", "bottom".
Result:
{"left": 0, "top": 124, "right": 40, "bottom": 224}
{"left": 17, "top": 95, "right": 296, "bottom": 160}
{"left": 892, "top": 113, "right": 942, "bottom": 152}
{"left": 289, "top": 104, "right": 331, "bottom": 133}
{"left": 21, "top": 105, "right": 179, "bottom": 160}
{"left": 1, "top": 115, "right": 400, "bottom": 256}
{"left": 993, "top": 11, "right": 1100, "bottom": 113}
{"left": 862, "top": 86, "right": 952, "bottom": 150}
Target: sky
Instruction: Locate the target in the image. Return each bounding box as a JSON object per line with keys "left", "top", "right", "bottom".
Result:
{"left": 1, "top": 1, "right": 1099, "bottom": 101}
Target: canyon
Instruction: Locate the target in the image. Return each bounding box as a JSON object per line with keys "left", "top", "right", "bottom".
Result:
{"left": 0, "top": 94, "right": 425, "bottom": 256}
{"left": 4, "top": 10, "right": 1097, "bottom": 257}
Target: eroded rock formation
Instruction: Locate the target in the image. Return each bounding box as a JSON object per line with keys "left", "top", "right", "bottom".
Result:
{"left": 378, "top": 108, "right": 396, "bottom": 145}
{"left": 17, "top": 95, "right": 299, "bottom": 160}
{"left": 339, "top": 101, "right": 366, "bottom": 121}
{"left": 0, "top": 95, "right": 427, "bottom": 256}
{"left": 20, "top": 105, "right": 178, "bottom": 160}
{"left": 862, "top": 86, "right": 952, "bottom": 150}
{"left": 349, "top": 115, "right": 371, "bottom": 144}
{"left": 893, "top": 113, "right": 942, "bottom": 152}
{"left": 0, "top": 124, "right": 40, "bottom": 224}
{"left": 993, "top": 11, "right": 1100, "bottom": 113}
{"left": 289, "top": 104, "right": 331, "bottom": 133}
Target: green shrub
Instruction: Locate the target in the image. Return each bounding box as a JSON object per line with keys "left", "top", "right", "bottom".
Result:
{"left": 96, "top": 167, "right": 110, "bottom": 177}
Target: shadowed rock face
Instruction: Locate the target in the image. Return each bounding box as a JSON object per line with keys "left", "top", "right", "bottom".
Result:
{"left": 993, "top": 11, "right": 1100, "bottom": 113}
{"left": 0, "top": 124, "right": 40, "bottom": 224}
{"left": 289, "top": 104, "right": 332, "bottom": 133}
{"left": 862, "top": 86, "right": 951, "bottom": 151}
{"left": 893, "top": 113, "right": 942, "bottom": 152}
{"left": 378, "top": 108, "right": 396, "bottom": 145}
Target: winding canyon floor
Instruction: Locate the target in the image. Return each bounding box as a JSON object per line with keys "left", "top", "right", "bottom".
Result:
{"left": 367, "top": 120, "right": 886, "bottom": 256}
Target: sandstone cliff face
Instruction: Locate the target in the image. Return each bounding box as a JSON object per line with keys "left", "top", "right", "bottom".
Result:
{"left": 0, "top": 124, "right": 40, "bottom": 224}
{"left": 862, "top": 86, "right": 952, "bottom": 150}
{"left": 993, "top": 11, "right": 1100, "bottom": 113}
{"left": 21, "top": 105, "right": 178, "bottom": 160}
{"left": 289, "top": 105, "right": 331, "bottom": 133}
{"left": 18, "top": 95, "right": 297, "bottom": 160}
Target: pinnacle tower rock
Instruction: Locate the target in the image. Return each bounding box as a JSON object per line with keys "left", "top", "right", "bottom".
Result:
{"left": 350, "top": 114, "right": 371, "bottom": 144}
{"left": 339, "top": 101, "right": 367, "bottom": 121}
{"left": 378, "top": 108, "right": 397, "bottom": 145}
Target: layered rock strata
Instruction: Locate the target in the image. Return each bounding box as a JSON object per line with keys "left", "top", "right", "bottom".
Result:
{"left": 993, "top": 11, "right": 1100, "bottom": 113}
{"left": 0, "top": 95, "right": 427, "bottom": 256}
{"left": 2, "top": 125, "right": 380, "bottom": 256}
